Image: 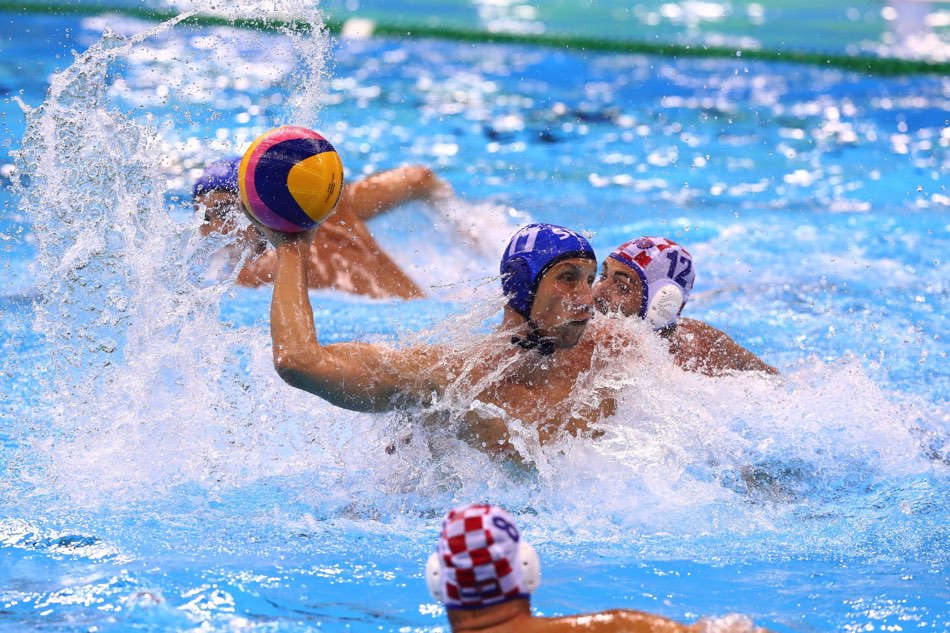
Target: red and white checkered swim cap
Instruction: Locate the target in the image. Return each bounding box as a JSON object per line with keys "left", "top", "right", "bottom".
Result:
{"left": 608, "top": 236, "right": 695, "bottom": 330}
{"left": 435, "top": 504, "right": 531, "bottom": 610}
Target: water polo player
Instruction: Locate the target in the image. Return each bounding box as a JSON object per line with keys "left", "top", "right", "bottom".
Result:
{"left": 261, "top": 221, "right": 621, "bottom": 456}
{"left": 193, "top": 158, "right": 447, "bottom": 298}
{"left": 426, "top": 503, "right": 770, "bottom": 632}
{"left": 594, "top": 237, "right": 777, "bottom": 376}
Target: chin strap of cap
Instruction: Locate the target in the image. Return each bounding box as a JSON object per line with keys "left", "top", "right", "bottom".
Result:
{"left": 510, "top": 322, "right": 557, "bottom": 356}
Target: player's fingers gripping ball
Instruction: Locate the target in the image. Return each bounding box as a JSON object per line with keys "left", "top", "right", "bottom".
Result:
{"left": 239, "top": 126, "right": 344, "bottom": 233}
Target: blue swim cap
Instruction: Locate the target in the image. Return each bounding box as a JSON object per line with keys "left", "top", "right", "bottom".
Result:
{"left": 500, "top": 223, "right": 596, "bottom": 319}
{"left": 192, "top": 157, "right": 241, "bottom": 199}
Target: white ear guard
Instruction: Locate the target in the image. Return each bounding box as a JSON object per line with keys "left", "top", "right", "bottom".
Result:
{"left": 425, "top": 550, "right": 443, "bottom": 601}
{"left": 609, "top": 237, "right": 694, "bottom": 331}
{"left": 425, "top": 541, "right": 541, "bottom": 602}
{"left": 519, "top": 541, "right": 541, "bottom": 592}
{"left": 644, "top": 281, "right": 685, "bottom": 330}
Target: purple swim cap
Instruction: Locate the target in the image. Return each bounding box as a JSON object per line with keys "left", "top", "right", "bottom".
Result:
{"left": 192, "top": 157, "right": 241, "bottom": 199}
{"left": 500, "top": 223, "right": 596, "bottom": 319}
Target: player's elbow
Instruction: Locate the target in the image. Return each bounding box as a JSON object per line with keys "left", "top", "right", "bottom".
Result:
{"left": 409, "top": 164, "right": 435, "bottom": 183}
{"left": 273, "top": 348, "right": 319, "bottom": 390}
{"left": 408, "top": 166, "right": 441, "bottom": 196}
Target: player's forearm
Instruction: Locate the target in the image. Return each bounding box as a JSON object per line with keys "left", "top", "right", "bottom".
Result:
{"left": 270, "top": 237, "right": 320, "bottom": 374}
{"left": 742, "top": 353, "right": 779, "bottom": 375}
{"left": 715, "top": 341, "right": 779, "bottom": 375}
{"left": 269, "top": 246, "right": 418, "bottom": 410}
{"left": 348, "top": 166, "right": 443, "bottom": 220}
{"left": 725, "top": 337, "right": 778, "bottom": 375}
{"left": 268, "top": 240, "right": 364, "bottom": 406}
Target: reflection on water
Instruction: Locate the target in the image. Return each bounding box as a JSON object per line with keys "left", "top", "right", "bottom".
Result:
{"left": 474, "top": 0, "right": 544, "bottom": 34}
{"left": 879, "top": 0, "right": 950, "bottom": 60}
{"left": 335, "top": 0, "right": 950, "bottom": 60}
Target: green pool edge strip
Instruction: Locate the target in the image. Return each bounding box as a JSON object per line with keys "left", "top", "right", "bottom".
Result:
{"left": 3, "top": 1, "right": 948, "bottom": 77}
{"left": 371, "top": 23, "right": 950, "bottom": 76}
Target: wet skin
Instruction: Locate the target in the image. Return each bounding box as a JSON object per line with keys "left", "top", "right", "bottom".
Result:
{"left": 447, "top": 598, "right": 763, "bottom": 632}
{"left": 592, "top": 254, "right": 778, "bottom": 376}
{"left": 593, "top": 257, "right": 643, "bottom": 318}
{"left": 195, "top": 165, "right": 444, "bottom": 298}
{"left": 529, "top": 258, "right": 597, "bottom": 348}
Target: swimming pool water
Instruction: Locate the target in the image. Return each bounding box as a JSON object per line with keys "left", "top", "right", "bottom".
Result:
{"left": 1, "top": 3, "right": 948, "bottom": 632}
{"left": 321, "top": 0, "right": 950, "bottom": 60}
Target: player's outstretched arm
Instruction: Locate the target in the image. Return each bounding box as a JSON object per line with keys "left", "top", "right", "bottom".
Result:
{"left": 705, "top": 327, "right": 778, "bottom": 375}
{"left": 675, "top": 319, "right": 778, "bottom": 376}
{"left": 341, "top": 165, "right": 451, "bottom": 220}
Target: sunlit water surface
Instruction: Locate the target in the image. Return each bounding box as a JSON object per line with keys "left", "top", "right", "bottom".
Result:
{"left": 0, "top": 2, "right": 948, "bottom": 632}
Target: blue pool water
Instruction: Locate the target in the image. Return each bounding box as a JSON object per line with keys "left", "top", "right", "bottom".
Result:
{"left": 1, "top": 2, "right": 949, "bottom": 632}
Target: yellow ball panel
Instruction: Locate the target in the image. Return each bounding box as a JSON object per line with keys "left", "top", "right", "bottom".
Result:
{"left": 287, "top": 151, "right": 345, "bottom": 224}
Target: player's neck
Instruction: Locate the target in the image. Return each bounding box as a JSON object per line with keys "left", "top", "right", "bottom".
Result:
{"left": 448, "top": 599, "right": 532, "bottom": 632}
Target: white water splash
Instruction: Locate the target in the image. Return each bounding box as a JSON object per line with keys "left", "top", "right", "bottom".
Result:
{"left": 10, "top": 2, "right": 335, "bottom": 509}
{"left": 6, "top": 1, "right": 947, "bottom": 571}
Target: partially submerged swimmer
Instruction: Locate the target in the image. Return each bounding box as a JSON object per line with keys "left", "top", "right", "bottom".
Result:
{"left": 194, "top": 158, "right": 448, "bottom": 298}
{"left": 263, "top": 221, "right": 625, "bottom": 456}
{"left": 426, "top": 503, "right": 771, "bottom": 633}
{"left": 594, "top": 237, "right": 777, "bottom": 376}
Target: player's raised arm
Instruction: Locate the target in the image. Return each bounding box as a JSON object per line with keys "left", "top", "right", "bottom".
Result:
{"left": 268, "top": 232, "right": 445, "bottom": 411}
{"left": 239, "top": 126, "right": 448, "bottom": 411}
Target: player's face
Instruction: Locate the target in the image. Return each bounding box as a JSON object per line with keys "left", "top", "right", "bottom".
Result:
{"left": 529, "top": 258, "right": 597, "bottom": 348}
{"left": 593, "top": 258, "right": 644, "bottom": 318}
{"left": 197, "top": 190, "right": 265, "bottom": 246}
{"left": 196, "top": 189, "right": 242, "bottom": 235}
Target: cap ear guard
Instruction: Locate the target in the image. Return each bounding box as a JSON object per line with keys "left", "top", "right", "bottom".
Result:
{"left": 425, "top": 551, "right": 443, "bottom": 602}
{"left": 518, "top": 541, "right": 541, "bottom": 593}
{"left": 644, "top": 280, "right": 686, "bottom": 330}
{"left": 425, "top": 541, "right": 541, "bottom": 602}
